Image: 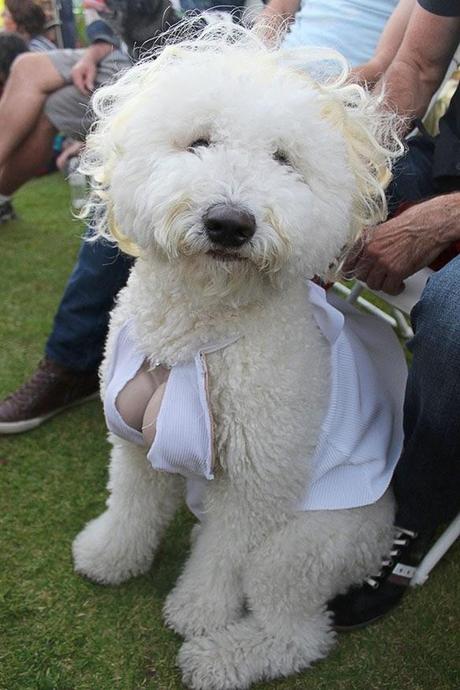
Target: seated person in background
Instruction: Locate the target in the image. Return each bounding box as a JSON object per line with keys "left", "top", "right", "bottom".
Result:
{"left": 2, "top": 0, "right": 56, "bottom": 52}
{"left": 0, "top": 0, "right": 249, "bottom": 222}
{"left": 40, "top": 0, "right": 77, "bottom": 48}
{"left": 257, "top": 0, "right": 414, "bottom": 70}
{"left": 0, "top": 9, "right": 130, "bottom": 222}
{"left": 0, "top": 32, "right": 29, "bottom": 96}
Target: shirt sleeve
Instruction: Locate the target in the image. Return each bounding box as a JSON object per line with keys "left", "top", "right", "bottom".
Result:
{"left": 417, "top": 0, "right": 460, "bottom": 17}
{"left": 85, "top": 10, "right": 121, "bottom": 49}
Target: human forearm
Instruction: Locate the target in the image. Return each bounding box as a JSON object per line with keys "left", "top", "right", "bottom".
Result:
{"left": 430, "top": 192, "right": 460, "bottom": 244}
{"left": 345, "top": 193, "right": 460, "bottom": 294}
{"left": 84, "top": 40, "right": 114, "bottom": 64}
{"left": 378, "top": 53, "right": 443, "bottom": 125}
{"left": 376, "top": 5, "right": 460, "bottom": 126}
{"left": 351, "top": 0, "right": 415, "bottom": 87}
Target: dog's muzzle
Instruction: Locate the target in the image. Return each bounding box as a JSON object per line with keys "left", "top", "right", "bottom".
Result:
{"left": 203, "top": 204, "right": 256, "bottom": 248}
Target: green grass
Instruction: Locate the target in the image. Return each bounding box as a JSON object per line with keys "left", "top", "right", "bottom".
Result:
{"left": 1, "top": 174, "right": 459, "bottom": 690}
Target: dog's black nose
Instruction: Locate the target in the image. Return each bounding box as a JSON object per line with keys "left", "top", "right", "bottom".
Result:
{"left": 203, "top": 204, "right": 256, "bottom": 248}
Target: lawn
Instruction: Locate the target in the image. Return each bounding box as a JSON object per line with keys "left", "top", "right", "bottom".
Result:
{"left": 0, "top": 174, "right": 459, "bottom": 690}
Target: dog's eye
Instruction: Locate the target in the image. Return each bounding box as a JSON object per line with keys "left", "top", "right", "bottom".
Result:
{"left": 273, "top": 149, "right": 291, "bottom": 166}
{"left": 188, "top": 138, "right": 210, "bottom": 152}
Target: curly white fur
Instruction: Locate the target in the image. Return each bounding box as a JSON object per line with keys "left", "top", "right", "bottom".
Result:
{"left": 74, "top": 21, "right": 400, "bottom": 689}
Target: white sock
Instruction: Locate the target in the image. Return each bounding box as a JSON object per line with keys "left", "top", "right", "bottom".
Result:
{"left": 0, "top": 193, "right": 11, "bottom": 203}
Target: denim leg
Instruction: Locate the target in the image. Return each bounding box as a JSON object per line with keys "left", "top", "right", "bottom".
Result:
{"left": 58, "top": 0, "right": 77, "bottom": 48}
{"left": 387, "top": 134, "right": 437, "bottom": 214}
{"left": 45, "top": 232, "right": 133, "bottom": 371}
{"left": 394, "top": 255, "right": 460, "bottom": 534}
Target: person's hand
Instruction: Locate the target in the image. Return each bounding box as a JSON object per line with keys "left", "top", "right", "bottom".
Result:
{"left": 71, "top": 42, "right": 113, "bottom": 95}
{"left": 56, "top": 140, "right": 85, "bottom": 172}
{"left": 344, "top": 194, "right": 460, "bottom": 295}
{"left": 71, "top": 53, "right": 98, "bottom": 95}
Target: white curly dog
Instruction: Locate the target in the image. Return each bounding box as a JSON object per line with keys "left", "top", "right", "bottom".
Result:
{"left": 73, "top": 24, "right": 405, "bottom": 690}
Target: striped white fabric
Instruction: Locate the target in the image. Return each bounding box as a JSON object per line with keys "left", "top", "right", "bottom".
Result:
{"left": 103, "top": 281, "right": 406, "bottom": 519}
{"left": 301, "top": 282, "right": 406, "bottom": 510}
{"left": 148, "top": 355, "right": 215, "bottom": 481}
{"left": 104, "top": 321, "right": 145, "bottom": 446}
{"left": 28, "top": 35, "right": 56, "bottom": 52}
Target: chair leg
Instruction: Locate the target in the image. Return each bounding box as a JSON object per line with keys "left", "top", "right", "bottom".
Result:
{"left": 346, "top": 281, "right": 366, "bottom": 304}
{"left": 392, "top": 307, "right": 414, "bottom": 339}
{"left": 411, "top": 513, "right": 460, "bottom": 586}
{"left": 333, "top": 282, "right": 398, "bottom": 328}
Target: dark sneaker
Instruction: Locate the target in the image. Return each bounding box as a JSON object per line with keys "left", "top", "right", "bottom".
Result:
{"left": 0, "top": 199, "right": 16, "bottom": 223}
{"left": 0, "top": 358, "right": 99, "bottom": 434}
{"left": 329, "top": 526, "right": 432, "bottom": 630}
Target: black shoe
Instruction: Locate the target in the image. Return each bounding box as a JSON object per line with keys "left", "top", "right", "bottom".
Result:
{"left": 329, "top": 526, "right": 432, "bottom": 630}
{"left": 0, "top": 199, "right": 16, "bottom": 223}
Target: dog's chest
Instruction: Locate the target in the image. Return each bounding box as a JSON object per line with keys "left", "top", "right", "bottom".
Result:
{"left": 203, "top": 308, "right": 331, "bottom": 478}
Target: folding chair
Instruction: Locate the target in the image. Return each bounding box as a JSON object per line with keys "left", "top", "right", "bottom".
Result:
{"left": 333, "top": 269, "right": 460, "bottom": 586}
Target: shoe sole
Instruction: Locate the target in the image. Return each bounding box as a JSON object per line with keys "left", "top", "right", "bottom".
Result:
{"left": 0, "top": 392, "right": 99, "bottom": 435}
{"left": 333, "top": 611, "right": 392, "bottom": 632}
{"left": 0, "top": 213, "right": 17, "bottom": 223}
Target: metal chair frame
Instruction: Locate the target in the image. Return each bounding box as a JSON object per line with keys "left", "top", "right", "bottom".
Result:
{"left": 333, "top": 272, "right": 460, "bottom": 586}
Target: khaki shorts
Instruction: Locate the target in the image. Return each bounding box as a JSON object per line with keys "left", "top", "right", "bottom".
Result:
{"left": 44, "top": 48, "right": 132, "bottom": 139}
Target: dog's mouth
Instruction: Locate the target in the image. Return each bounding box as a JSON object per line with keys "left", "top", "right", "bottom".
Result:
{"left": 206, "top": 249, "right": 248, "bottom": 263}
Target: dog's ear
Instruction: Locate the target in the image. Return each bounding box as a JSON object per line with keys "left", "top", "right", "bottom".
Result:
{"left": 107, "top": 209, "right": 142, "bottom": 258}
{"left": 276, "top": 47, "right": 402, "bottom": 244}
{"left": 321, "top": 88, "right": 403, "bottom": 281}
{"left": 77, "top": 55, "right": 167, "bottom": 252}
{"left": 277, "top": 47, "right": 403, "bottom": 281}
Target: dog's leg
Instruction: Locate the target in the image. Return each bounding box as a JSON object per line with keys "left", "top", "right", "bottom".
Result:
{"left": 163, "top": 510, "right": 245, "bottom": 639}
{"left": 164, "top": 480, "right": 264, "bottom": 638}
{"left": 179, "top": 497, "right": 394, "bottom": 690}
{"left": 73, "top": 438, "right": 184, "bottom": 585}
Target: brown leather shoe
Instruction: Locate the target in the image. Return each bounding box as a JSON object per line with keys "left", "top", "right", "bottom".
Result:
{"left": 0, "top": 358, "right": 99, "bottom": 434}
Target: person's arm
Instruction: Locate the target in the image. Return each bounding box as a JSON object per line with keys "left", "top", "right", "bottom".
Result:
{"left": 71, "top": 41, "right": 114, "bottom": 94}
{"left": 71, "top": 6, "right": 120, "bottom": 95}
{"left": 378, "top": 3, "right": 460, "bottom": 124}
{"left": 344, "top": 5, "right": 460, "bottom": 294}
{"left": 351, "top": 0, "right": 415, "bottom": 87}
{"left": 345, "top": 193, "right": 460, "bottom": 294}
{"left": 253, "top": 0, "right": 301, "bottom": 44}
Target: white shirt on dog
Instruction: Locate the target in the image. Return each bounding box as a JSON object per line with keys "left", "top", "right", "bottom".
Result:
{"left": 103, "top": 281, "right": 406, "bottom": 520}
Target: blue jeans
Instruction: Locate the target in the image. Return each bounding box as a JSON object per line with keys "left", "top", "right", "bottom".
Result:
{"left": 45, "top": 232, "right": 133, "bottom": 371}
{"left": 387, "top": 134, "right": 437, "bottom": 214}
{"left": 59, "top": 0, "right": 77, "bottom": 49}
{"left": 389, "top": 135, "right": 460, "bottom": 533}
{"left": 394, "top": 256, "right": 460, "bottom": 533}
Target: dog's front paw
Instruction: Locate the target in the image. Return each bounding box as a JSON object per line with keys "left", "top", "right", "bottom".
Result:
{"left": 179, "top": 635, "right": 248, "bottom": 690}
{"left": 163, "top": 583, "right": 242, "bottom": 639}
{"left": 178, "top": 613, "right": 335, "bottom": 689}
{"left": 73, "top": 511, "right": 154, "bottom": 585}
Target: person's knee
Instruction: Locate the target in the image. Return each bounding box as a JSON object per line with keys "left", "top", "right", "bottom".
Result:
{"left": 412, "top": 256, "right": 460, "bottom": 348}
{"left": 9, "top": 52, "right": 63, "bottom": 92}
{"left": 10, "top": 51, "right": 43, "bottom": 77}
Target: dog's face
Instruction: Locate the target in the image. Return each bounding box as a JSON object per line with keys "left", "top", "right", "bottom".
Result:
{"left": 87, "top": 36, "right": 396, "bottom": 302}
